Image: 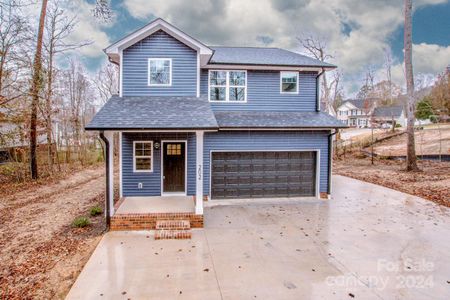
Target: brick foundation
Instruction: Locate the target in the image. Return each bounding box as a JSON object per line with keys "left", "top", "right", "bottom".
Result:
{"left": 111, "top": 212, "right": 203, "bottom": 231}
{"left": 320, "top": 192, "right": 330, "bottom": 199}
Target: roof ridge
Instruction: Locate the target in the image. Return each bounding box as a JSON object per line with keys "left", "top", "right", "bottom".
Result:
{"left": 210, "top": 46, "right": 280, "bottom": 49}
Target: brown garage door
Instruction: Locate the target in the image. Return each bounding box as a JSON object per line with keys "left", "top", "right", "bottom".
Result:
{"left": 211, "top": 151, "right": 316, "bottom": 199}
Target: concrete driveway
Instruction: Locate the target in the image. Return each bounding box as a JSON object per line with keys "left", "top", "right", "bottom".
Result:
{"left": 66, "top": 176, "right": 450, "bottom": 300}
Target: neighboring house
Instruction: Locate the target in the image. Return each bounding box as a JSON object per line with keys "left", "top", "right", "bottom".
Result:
{"left": 85, "top": 18, "right": 346, "bottom": 229}
{"left": 0, "top": 108, "right": 63, "bottom": 163}
{"left": 372, "top": 106, "right": 407, "bottom": 128}
{"left": 336, "top": 98, "right": 378, "bottom": 128}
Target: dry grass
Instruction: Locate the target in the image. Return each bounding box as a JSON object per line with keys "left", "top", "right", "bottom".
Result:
{"left": 0, "top": 166, "right": 106, "bottom": 299}
{"left": 334, "top": 154, "right": 450, "bottom": 207}
{"left": 371, "top": 128, "right": 450, "bottom": 156}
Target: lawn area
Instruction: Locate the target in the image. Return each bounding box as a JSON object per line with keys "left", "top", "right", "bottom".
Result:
{"left": 371, "top": 127, "right": 450, "bottom": 156}
{"left": 334, "top": 155, "right": 450, "bottom": 207}
{"left": 0, "top": 166, "right": 107, "bottom": 299}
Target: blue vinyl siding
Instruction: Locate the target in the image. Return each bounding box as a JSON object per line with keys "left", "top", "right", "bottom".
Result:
{"left": 200, "top": 70, "right": 316, "bottom": 111}
{"left": 122, "top": 30, "right": 197, "bottom": 97}
{"left": 122, "top": 132, "right": 196, "bottom": 196}
{"left": 203, "top": 131, "right": 329, "bottom": 195}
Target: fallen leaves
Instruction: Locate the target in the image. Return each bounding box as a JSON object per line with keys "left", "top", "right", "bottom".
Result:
{"left": 0, "top": 166, "right": 106, "bottom": 299}
{"left": 335, "top": 156, "right": 450, "bottom": 207}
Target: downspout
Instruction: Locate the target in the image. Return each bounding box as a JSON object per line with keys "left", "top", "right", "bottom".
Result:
{"left": 327, "top": 129, "right": 338, "bottom": 195}
{"left": 315, "top": 68, "right": 325, "bottom": 112}
{"left": 99, "top": 131, "right": 111, "bottom": 229}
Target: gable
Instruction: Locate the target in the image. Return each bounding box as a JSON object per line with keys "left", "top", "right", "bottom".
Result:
{"left": 105, "top": 18, "right": 212, "bottom": 64}
{"left": 338, "top": 102, "right": 357, "bottom": 110}
{"left": 124, "top": 30, "right": 196, "bottom": 55}
{"left": 122, "top": 30, "right": 198, "bottom": 97}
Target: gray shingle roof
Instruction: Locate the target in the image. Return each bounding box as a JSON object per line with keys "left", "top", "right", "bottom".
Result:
{"left": 373, "top": 106, "right": 404, "bottom": 118}
{"left": 345, "top": 98, "right": 378, "bottom": 109}
{"left": 85, "top": 95, "right": 218, "bottom": 130}
{"left": 209, "top": 47, "right": 336, "bottom": 68}
{"left": 214, "top": 111, "right": 347, "bottom": 129}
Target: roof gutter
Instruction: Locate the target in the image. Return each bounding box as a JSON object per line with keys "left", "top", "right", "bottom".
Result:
{"left": 327, "top": 129, "right": 338, "bottom": 195}
{"left": 316, "top": 68, "right": 325, "bottom": 112}
{"left": 99, "top": 131, "right": 111, "bottom": 230}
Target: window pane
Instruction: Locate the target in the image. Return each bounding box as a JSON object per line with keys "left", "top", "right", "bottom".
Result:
{"left": 229, "top": 87, "right": 245, "bottom": 101}
{"left": 210, "top": 71, "right": 226, "bottom": 85}
{"left": 210, "top": 87, "right": 226, "bottom": 101}
{"left": 149, "top": 60, "right": 170, "bottom": 85}
{"left": 229, "top": 71, "right": 246, "bottom": 86}
{"left": 136, "top": 142, "right": 152, "bottom": 156}
{"left": 282, "top": 82, "right": 297, "bottom": 93}
{"left": 135, "top": 157, "right": 151, "bottom": 170}
{"left": 143, "top": 143, "right": 152, "bottom": 151}
{"left": 135, "top": 143, "right": 143, "bottom": 156}
{"left": 281, "top": 72, "right": 298, "bottom": 93}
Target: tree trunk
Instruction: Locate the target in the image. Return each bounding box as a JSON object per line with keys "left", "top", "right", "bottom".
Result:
{"left": 46, "top": 42, "right": 54, "bottom": 171}
{"left": 29, "top": 0, "right": 48, "bottom": 179}
{"left": 0, "top": 48, "right": 6, "bottom": 93}
{"left": 404, "top": 0, "right": 419, "bottom": 171}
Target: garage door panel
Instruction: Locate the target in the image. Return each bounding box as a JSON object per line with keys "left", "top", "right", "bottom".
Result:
{"left": 211, "top": 151, "right": 316, "bottom": 200}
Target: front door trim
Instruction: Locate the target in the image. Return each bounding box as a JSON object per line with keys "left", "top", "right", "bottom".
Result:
{"left": 161, "top": 140, "right": 187, "bottom": 196}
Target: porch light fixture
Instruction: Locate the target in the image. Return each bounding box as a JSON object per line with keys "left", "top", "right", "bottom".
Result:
{"left": 154, "top": 142, "right": 160, "bottom": 150}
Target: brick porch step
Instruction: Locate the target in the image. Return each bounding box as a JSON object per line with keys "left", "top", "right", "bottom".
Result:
{"left": 154, "top": 229, "right": 192, "bottom": 240}
{"left": 156, "top": 220, "right": 190, "bottom": 230}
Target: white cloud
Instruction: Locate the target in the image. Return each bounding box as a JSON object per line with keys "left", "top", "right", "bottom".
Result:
{"left": 24, "top": 0, "right": 112, "bottom": 59}
{"left": 389, "top": 43, "right": 450, "bottom": 89}
{"left": 413, "top": 43, "right": 450, "bottom": 74}
{"left": 122, "top": 0, "right": 448, "bottom": 96}
{"left": 65, "top": 0, "right": 112, "bottom": 58}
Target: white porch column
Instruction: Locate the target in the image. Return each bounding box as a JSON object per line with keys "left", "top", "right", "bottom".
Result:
{"left": 104, "top": 131, "right": 115, "bottom": 217}
{"left": 195, "top": 131, "right": 204, "bottom": 214}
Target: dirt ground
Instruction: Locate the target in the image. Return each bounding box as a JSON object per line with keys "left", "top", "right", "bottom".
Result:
{"left": 371, "top": 128, "right": 450, "bottom": 156}
{"left": 0, "top": 165, "right": 106, "bottom": 299}
{"left": 334, "top": 155, "right": 450, "bottom": 207}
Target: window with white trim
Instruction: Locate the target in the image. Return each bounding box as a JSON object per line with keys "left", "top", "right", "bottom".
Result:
{"left": 148, "top": 58, "right": 171, "bottom": 86}
{"left": 133, "top": 141, "right": 153, "bottom": 172}
{"left": 280, "top": 71, "right": 299, "bottom": 94}
{"left": 209, "top": 70, "right": 246, "bottom": 102}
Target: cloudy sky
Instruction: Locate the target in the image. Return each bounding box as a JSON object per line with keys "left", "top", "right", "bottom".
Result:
{"left": 65, "top": 0, "right": 449, "bottom": 96}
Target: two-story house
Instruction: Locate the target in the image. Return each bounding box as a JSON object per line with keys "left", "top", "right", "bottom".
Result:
{"left": 336, "top": 98, "right": 378, "bottom": 127}
{"left": 86, "top": 18, "right": 346, "bottom": 232}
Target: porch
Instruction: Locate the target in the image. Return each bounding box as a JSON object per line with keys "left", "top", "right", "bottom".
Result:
{"left": 115, "top": 196, "right": 195, "bottom": 214}
{"left": 111, "top": 196, "right": 203, "bottom": 231}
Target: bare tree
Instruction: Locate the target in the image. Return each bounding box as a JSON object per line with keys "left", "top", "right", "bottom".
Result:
{"left": 92, "top": 0, "right": 114, "bottom": 23}
{"left": 297, "top": 34, "right": 341, "bottom": 113}
{"left": 0, "top": 1, "right": 31, "bottom": 105}
{"left": 61, "top": 59, "right": 96, "bottom": 164}
{"left": 42, "top": 1, "right": 91, "bottom": 169}
{"left": 330, "top": 70, "right": 343, "bottom": 105}
{"left": 29, "top": 0, "right": 48, "bottom": 179}
{"left": 383, "top": 47, "right": 394, "bottom": 105}
{"left": 404, "top": 0, "right": 419, "bottom": 171}
{"left": 94, "top": 61, "right": 119, "bottom": 104}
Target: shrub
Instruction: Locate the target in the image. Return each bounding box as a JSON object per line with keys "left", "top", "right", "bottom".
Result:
{"left": 72, "top": 216, "right": 91, "bottom": 228}
{"left": 90, "top": 206, "right": 103, "bottom": 216}
{"left": 395, "top": 123, "right": 402, "bottom": 128}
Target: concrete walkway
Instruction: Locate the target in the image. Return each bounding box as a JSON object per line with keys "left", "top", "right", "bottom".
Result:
{"left": 66, "top": 175, "right": 450, "bottom": 300}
